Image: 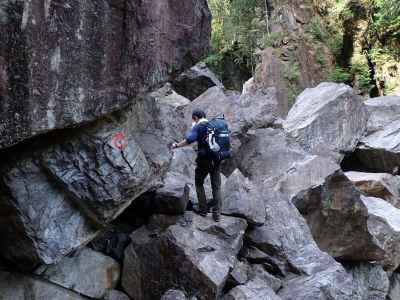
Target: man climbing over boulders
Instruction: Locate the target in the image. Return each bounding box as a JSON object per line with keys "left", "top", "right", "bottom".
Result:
{"left": 172, "top": 109, "right": 231, "bottom": 222}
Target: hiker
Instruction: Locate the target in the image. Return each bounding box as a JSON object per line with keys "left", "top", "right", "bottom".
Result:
{"left": 171, "top": 109, "right": 231, "bottom": 222}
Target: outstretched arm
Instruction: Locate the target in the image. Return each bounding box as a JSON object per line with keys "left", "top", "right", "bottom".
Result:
{"left": 172, "top": 126, "right": 198, "bottom": 149}
{"left": 171, "top": 139, "right": 189, "bottom": 149}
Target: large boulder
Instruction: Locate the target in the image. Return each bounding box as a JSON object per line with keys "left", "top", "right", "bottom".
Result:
{"left": 121, "top": 213, "right": 247, "bottom": 300}
{"left": 222, "top": 169, "right": 266, "bottom": 225}
{"left": 222, "top": 279, "right": 282, "bottom": 300}
{"left": 345, "top": 263, "right": 389, "bottom": 300}
{"left": 186, "top": 86, "right": 280, "bottom": 136}
{"left": 0, "top": 0, "right": 211, "bottom": 150}
{"left": 354, "top": 96, "right": 400, "bottom": 173}
{"left": 284, "top": 83, "right": 369, "bottom": 162}
{"left": 245, "top": 188, "right": 356, "bottom": 299}
{"left": 171, "top": 62, "right": 223, "bottom": 100}
{"left": 0, "top": 90, "right": 176, "bottom": 269}
{"left": 345, "top": 171, "right": 400, "bottom": 208}
{"left": 0, "top": 271, "right": 86, "bottom": 300}
{"left": 294, "top": 169, "right": 400, "bottom": 271}
{"left": 235, "top": 128, "right": 309, "bottom": 181}
{"left": 35, "top": 247, "right": 120, "bottom": 299}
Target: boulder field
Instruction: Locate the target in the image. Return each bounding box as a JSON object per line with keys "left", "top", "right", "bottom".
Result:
{"left": 1, "top": 1, "right": 400, "bottom": 300}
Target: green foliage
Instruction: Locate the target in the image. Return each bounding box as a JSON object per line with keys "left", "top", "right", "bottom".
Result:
{"left": 351, "top": 61, "right": 373, "bottom": 93}
{"left": 262, "top": 31, "right": 284, "bottom": 48}
{"left": 307, "top": 17, "right": 329, "bottom": 42}
{"left": 328, "top": 67, "right": 352, "bottom": 83}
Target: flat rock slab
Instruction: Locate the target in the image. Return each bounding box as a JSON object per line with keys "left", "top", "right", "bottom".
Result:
{"left": 122, "top": 212, "right": 247, "bottom": 300}
{"left": 0, "top": 271, "right": 86, "bottom": 300}
{"left": 35, "top": 247, "right": 120, "bottom": 299}
{"left": 284, "top": 82, "right": 368, "bottom": 162}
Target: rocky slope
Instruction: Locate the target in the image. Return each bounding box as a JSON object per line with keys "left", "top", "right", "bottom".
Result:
{"left": 1, "top": 1, "right": 400, "bottom": 300}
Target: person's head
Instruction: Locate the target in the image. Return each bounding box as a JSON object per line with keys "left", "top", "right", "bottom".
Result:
{"left": 192, "top": 109, "right": 206, "bottom": 123}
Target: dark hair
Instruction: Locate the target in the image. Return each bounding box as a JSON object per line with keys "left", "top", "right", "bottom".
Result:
{"left": 192, "top": 109, "right": 206, "bottom": 119}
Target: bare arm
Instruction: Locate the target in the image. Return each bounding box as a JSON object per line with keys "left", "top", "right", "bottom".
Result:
{"left": 172, "top": 139, "right": 189, "bottom": 149}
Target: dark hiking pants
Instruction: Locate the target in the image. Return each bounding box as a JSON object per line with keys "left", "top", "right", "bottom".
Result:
{"left": 195, "top": 157, "right": 222, "bottom": 216}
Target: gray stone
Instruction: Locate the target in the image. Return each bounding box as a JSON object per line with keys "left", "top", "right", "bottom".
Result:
{"left": 229, "top": 261, "right": 251, "bottom": 286}
{"left": 284, "top": 82, "right": 369, "bottom": 162}
{"left": 172, "top": 62, "right": 224, "bottom": 100}
{"left": 122, "top": 212, "right": 247, "bottom": 300}
{"left": 35, "top": 247, "right": 120, "bottom": 299}
{"left": 249, "top": 265, "right": 282, "bottom": 292}
{"left": 0, "top": 0, "right": 211, "bottom": 150}
{"left": 292, "top": 170, "right": 383, "bottom": 262}
{"left": 223, "top": 279, "right": 282, "bottom": 300}
{"left": 0, "top": 271, "right": 86, "bottom": 300}
{"left": 187, "top": 86, "right": 280, "bottom": 137}
{"left": 0, "top": 157, "right": 98, "bottom": 269}
{"left": 388, "top": 273, "right": 400, "bottom": 300}
{"left": 104, "top": 290, "right": 131, "bottom": 300}
{"left": 355, "top": 96, "right": 400, "bottom": 173}
{"left": 345, "top": 263, "right": 389, "bottom": 300}
{"left": 361, "top": 196, "right": 400, "bottom": 271}
{"left": 41, "top": 123, "right": 153, "bottom": 226}
{"left": 161, "top": 289, "right": 188, "bottom": 300}
{"left": 245, "top": 188, "right": 356, "bottom": 299}
{"left": 0, "top": 91, "right": 174, "bottom": 269}
{"left": 293, "top": 168, "right": 400, "bottom": 271}
{"left": 236, "top": 128, "right": 309, "bottom": 181}
{"left": 345, "top": 171, "right": 400, "bottom": 208}
{"left": 222, "top": 169, "right": 266, "bottom": 225}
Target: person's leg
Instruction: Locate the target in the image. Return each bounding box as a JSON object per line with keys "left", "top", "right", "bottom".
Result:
{"left": 195, "top": 158, "right": 209, "bottom": 216}
{"left": 210, "top": 161, "right": 222, "bottom": 221}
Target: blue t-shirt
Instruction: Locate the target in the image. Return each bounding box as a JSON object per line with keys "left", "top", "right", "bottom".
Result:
{"left": 186, "top": 122, "right": 209, "bottom": 157}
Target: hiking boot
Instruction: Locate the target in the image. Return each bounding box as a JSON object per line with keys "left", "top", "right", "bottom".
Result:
{"left": 212, "top": 212, "right": 220, "bottom": 222}
{"left": 198, "top": 211, "right": 208, "bottom": 218}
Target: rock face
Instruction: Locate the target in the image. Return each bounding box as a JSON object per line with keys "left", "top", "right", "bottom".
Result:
{"left": 245, "top": 188, "right": 356, "bottom": 300}
{"left": 284, "top": 83, "right": 369, "bottom": 162}
{"left": 345, "top": 263, "right": 389, "bottom": 300}
{"left": 0, "top": 271, "right": 86, "bottom": 300}
{"left": 354, "top": 96, "right": 400, "bottom": 173}
{"left": 223, "top": 279, "right": 281, "bottom": 300}
{"left": 345, "top": 171, "right": 400, "bottom": 207}
{"left": 35, "top": 247, "right": 120, "bottom": 299}
{"left": 172, "top": 62, "right": 223, "bottom": 100}
{"left": 122, "top": 213, "right": 247, "bottom": 300}
{"left": 222, "top": 169, "right": 266, "bottom": 225}
{"left": 0, "top": 0, "right": 211, "bottom": 150}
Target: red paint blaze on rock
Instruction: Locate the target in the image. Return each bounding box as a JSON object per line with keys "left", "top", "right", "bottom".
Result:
{"left": 112, "top": 132, "right": 128, "bottom": 151}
